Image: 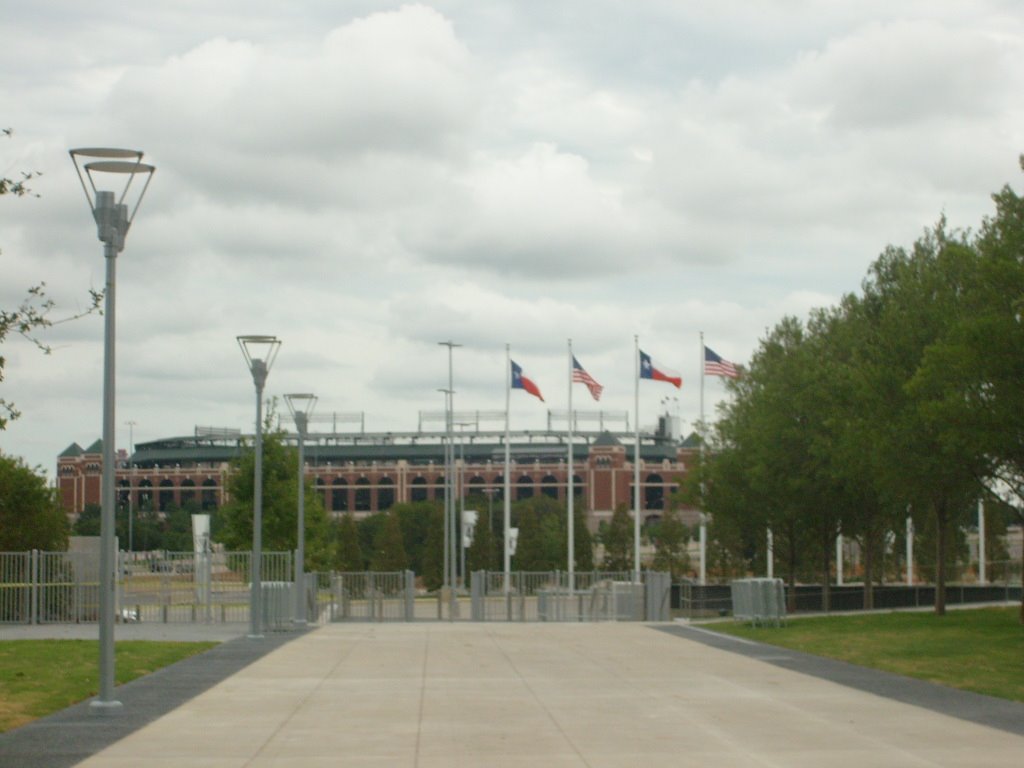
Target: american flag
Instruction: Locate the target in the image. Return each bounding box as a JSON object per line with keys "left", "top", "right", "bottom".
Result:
{"left": 704, "top": 346, "right": 739, "bottom": 379}
{"left": 572, "top": 356, "right": 604, "bottom": 400}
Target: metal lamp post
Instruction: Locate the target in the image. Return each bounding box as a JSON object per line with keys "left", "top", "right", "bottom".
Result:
{"left": 438, "top": 340, "right": 460, "bottom": 618}
{"left": 284, "top": 393, "right": 317, "bottom": 626}
{"left": 238, "top": 335, "right": 282, "bottom": 639}
{"left": 70, "top": 147, "right": 155, "bottom": 715}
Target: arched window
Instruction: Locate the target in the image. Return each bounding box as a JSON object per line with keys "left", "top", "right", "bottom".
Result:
{"left": 411, "top": 476, "right": 428, "bottom": 502}
{"left": 541, "top": 474, "right": 559, "bottom": 499}
{"left": 645, "top": 473, "right": 664, "bottom": 510}
{"left": 516, "top": 475, "right": 533, "bottom": 501}
{"left": 201, "top": 478, "right": 218, "bottom": 510}
{"left": 355, "top": 477, "right": 371, "bottom": 511}
{"left": 117, "top": 478, "right": 130, "bottom": 510}
{"left": 180, "top": 478, "right": 196, "bottom": 506}
{"left": 158, "top": 479, "right": 175, "bottom": 512}
{"left": 434, "top": 476, "right": 446, "bottom": 502}
{"left": 333, "top": 478, "right": 349, "bottom": 512}
{"left": 138, "top": 479, "right": 153, "bottom": 510}
{"left": 467, "top": 475, "right": 486, "bottom": 499}
{"left": 492, "top": 475, "right": 505, "bottom": 502}
{"left": 572, "top": 474, "right": 584, "bottom": 502}
{"left": 378, "top": 477, "right": 395, "bottom": 511}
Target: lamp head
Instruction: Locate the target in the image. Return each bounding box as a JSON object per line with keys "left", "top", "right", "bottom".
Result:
{"left": 237, "top": 335, "right": 281, "bottom": 390}
{"left": 69, "top": 148, "right": 155, "bottom": 252}
{"left": 284, "top": 393, "right": 317, "bottom": 434}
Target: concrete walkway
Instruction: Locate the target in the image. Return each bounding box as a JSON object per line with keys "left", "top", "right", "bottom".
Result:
{"left": 4, "top": 622, "right": 1024, "bottom": 767}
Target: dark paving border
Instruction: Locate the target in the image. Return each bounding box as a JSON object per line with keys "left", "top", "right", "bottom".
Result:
{"left": 0, "top": 629, "right": 308, "bottom": 768}
{"left": 655, "top": 623, "right": 1024, "bottom": 737}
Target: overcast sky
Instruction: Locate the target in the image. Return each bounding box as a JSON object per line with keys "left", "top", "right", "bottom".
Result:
{"left": 2, "top": 1, "right": 1023, "bottom": 477}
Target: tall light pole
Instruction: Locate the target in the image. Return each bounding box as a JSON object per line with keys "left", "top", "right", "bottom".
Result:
{"left": 70, "top": 147, "right": 155, "bottom": 715}
{"left": 438, "top": 340, "right": 460, "bottom": 617}
{"left": 285, "top": 393, "right": 317, "bottom": 626}
{"left": 455, "top": 421, "right": 474, "bottom": 587}
{"left": 125, "top": 419, "right": 136, "bottom": 553}
{"left": 238, "top": 335, "right": 281, "bottom": 639}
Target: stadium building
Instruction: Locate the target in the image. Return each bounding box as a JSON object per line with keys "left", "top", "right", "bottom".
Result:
{"left": 57, "top": 410, "right": 701, "bottom": 531}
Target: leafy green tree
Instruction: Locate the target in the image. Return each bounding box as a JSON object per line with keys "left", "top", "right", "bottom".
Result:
{"left": 650, "top": 507, "right": 689, "bottom": 578}
{"left": 0, "top": 453, "right": 69, "bottom": 550}
{"left": 162, "top": 501, "right": 202, "bottom": 552}
{"left": 357, "top": 513, "right": 386, "bottom": 567}
{"left": 2, "top": 132, "right": 102, "bottom": 429}
{"left": 420, "top": 506, "right": 444, "bottom": 590}
{"left": 466, "top": 507, "right": 498, "bottom": 573}
{"left": 512, "top": 495, "right": 565, "bottom": 571}
{"left": 73, "top": 503, "right": 102, "bottom": 537}
{"left": 393, "top": 501, "right": 441, "bottom": 574}
{"left": 572, "top": 503, "right": 595, "bottom": 572}
{"left": 601, "top": 504, "right": 633, "bottom": 572}
{"left": 859, "top": 225, "right": 987, "bottom": 615}
{"left": 216, "top": 425, "right": 332, "bottom": 570}
{"left": 370, "top": 511, "right": 408, "bottom": 571}
{"left": 334, "top": 513, "right": 364, "bottom": 571}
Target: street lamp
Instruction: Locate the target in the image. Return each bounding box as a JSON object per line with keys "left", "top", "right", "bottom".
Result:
{"left": 438, "top": 339, "right": 460, "bottom": 619}
{"left": 284, "top": 393, "right": 317, "bottom": 626}
{"left": 125, "top": 419, "right": 136, "bottom": 553}
{"left": 238, "top": 335, "right": 281, "bottom": 639}
{"left": 70, "top": 147, "right": 155, "bottom": 715}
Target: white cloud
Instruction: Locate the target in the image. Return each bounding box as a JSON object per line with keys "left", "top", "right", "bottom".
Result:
{"left": 3, "top": 1, "right": 1024, "bottom": 475}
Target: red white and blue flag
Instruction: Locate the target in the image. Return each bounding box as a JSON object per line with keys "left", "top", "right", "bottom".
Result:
{"left": 511, "top": 360, "right": 545, "bottom": 402}
{"left": 572, "top": 356, "right": 603, "bottom": 401}
{"left": 704, "top": 346, "right": 739, "bottom": 379}
{"left": 639, "top": 349, "right": 682, "bottom": 389}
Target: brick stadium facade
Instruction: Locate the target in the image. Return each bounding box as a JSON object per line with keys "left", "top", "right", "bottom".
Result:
{"left": 58, "top": 425, "right": 701, "bottom": 531}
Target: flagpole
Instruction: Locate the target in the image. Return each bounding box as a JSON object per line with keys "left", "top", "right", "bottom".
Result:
{"left": 633, "top": 334, "right": 641, "bottom": 583}
{"left": 699, "top": 331, "right": 707, "bottom": 585}
{"left": 504, "top": 343, "right": 511, "bottom": 595}
{"left": 699, "top": 331, "right": 705, "bottom": 449}
{"left": 567, "top": 338, "right": 574, "bottom": 595}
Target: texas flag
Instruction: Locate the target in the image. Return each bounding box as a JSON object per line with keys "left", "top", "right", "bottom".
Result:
{"left": 639, "top": 349, "right": 682, "bottom": 389}
{"left": 511, "top": 360, "right": 545, "bottom": 401}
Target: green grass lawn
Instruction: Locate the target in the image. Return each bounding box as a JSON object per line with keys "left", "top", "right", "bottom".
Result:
{"left": 708, "top": 606, "right": 1024, "bottom": 702}
{"left": 0, "top": 640, "right": 216, "bottom": 733}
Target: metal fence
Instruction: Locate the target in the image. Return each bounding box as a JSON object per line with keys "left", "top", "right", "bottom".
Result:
{"left": 468, "top": 570, "right": 668, "bottom": 622}
{"left": 1, "top": 550, "right": 293, "bottom": 626}
{"left": 672, "top": 580, "right": 1023, "bottom": 620}
{"left": 325, "top": 571, "right": 416, "bottom": 622}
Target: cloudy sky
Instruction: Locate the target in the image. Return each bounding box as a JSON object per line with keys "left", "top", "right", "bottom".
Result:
{"left": 2, "top": 1, "right": 1023, "bottom": 476}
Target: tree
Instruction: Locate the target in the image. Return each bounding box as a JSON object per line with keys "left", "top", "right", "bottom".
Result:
{"left": 601, "top": 504, "right": 633, "bottom": 572}
{"left": 393, "top": 501, "right": 442, "bottom": 575}
{"left": 0, "top": 452, "right": 69, "bottom": 550}
{"left": 2, "top": 132, "right": 101, "bottom": 429}
{"left": 73, "top": 503, "right": 102, "bottom": 537}
{"left": 334, "top": 513, "right": 364, "bottom": 571}
{"left": 370, "top": 511, "right": 408, "bottom": 571}
{"left": 162, "top": 501, "right": 202, "bottom": 552}
{"left": 572, "top": 503, "right": 595, "bottom": 572}
{"left": 650, "top": 507, "right": 689, "bottom": 578}
{"left": 860, "top": 226, "right": 987, "bottom": 615}
{"left": 420, "top": 506, "right": 444, "bottom": 590}
{"left": 216, "top": 424, "right": 332, "bottom": 570}
{"left": 512, "top": 495, "right": 566, "bottom": 572}
{"left": 466, "top": 506, "right": 498, "bottom": 573}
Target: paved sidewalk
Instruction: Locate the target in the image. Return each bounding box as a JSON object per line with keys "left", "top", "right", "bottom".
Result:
{"left": 4, "top": 621, "right": 1022, "bottom": 767}
{"left": 0, "top": 625, "right": 302, "bottom": 768}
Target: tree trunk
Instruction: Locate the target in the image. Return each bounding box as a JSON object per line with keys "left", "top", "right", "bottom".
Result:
{"left": 862, "top": 528, "right": 875, "bottom": 610}
{"left": 934, "top": 501, "right": 947, "bottom": 616}
{"left": 821, "top": 528, "right": 831, "bottom": 612}
{"left": 786, "top": 521, "right": 798, "bottom": 613}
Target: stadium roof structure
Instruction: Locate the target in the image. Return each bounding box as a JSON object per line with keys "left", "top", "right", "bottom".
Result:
{"left": 126, "top": 425, "right": 699, "bottom": 469}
